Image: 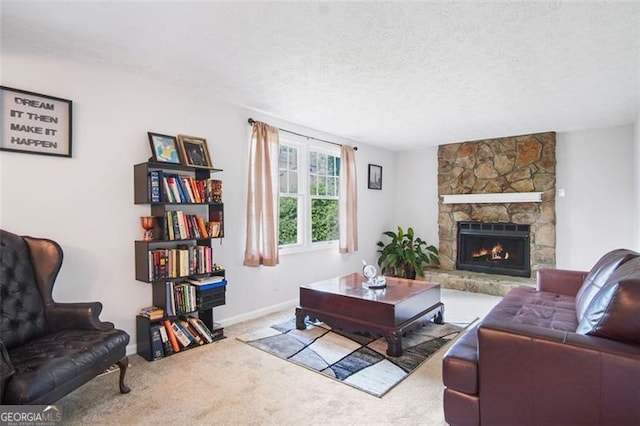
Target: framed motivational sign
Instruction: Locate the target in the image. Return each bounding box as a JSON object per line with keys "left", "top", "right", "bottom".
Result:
{"left": 0, "top": 86, "right": 73, "bottom": 158}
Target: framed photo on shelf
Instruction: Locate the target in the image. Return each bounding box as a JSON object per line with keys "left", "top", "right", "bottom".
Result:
{"left": 368, "top": 164, "right": 382, "bottom": 190}
{"left": 0, "top": 86, "right": 73, "bottom": 158}
{"left": 148, "top": 132, "right": 181, "bottom": 164}
{"left": 177, "top": 134, "right": 212, "bottom": 168}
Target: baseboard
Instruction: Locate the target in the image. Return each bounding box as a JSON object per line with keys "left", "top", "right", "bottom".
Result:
{"left": 125, "top": 298, "right": 299, "bottom": 357}
{"left": 216, "top": 298, "right": 298, "bottom": 328}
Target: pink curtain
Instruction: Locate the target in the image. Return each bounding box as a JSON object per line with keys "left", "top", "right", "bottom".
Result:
{"left": 243, "top": 121, "right": 279, "bottom": 266}
{"left": 339, "top": 145, "right": 358, "bottom": 253}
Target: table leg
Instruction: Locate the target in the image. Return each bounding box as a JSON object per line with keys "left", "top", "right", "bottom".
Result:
{"left": 385, "top": 330, "right": 402, "bottom": 357}
{"left": 433, "top": 304, "right": 445, "bottom": 324}
{"left": 295, "top": 308, "right": 306, "bottom": 330}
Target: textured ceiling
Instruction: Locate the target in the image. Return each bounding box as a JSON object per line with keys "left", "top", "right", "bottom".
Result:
{"left": 2, "top": 1, "right": 639, "bottom": 151}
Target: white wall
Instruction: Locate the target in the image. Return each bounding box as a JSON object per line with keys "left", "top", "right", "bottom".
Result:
{"left": 393, "top": 147, "right": 439, "bottom": 246}
{"left": 635, "top": 111, "right": 640, "bottom": 249}
{"left": 395, "top": 126, "right": 637, "bottom": 273}
{"left": 0, "top": 51, "right": 396, "bottom": 354}
{"left": 555, "top": 125, "right": 635, "bottom": 270}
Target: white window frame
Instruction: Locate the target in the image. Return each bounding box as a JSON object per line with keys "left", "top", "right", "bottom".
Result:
{"left": 278, "top": 135, "right": 340, "bottom": 255}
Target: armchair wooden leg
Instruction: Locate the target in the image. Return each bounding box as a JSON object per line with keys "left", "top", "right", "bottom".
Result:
{"left": 116, "top": 356, "right": 131, "bottom": 394}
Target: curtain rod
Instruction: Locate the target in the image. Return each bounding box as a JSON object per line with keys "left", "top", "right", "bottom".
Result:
{"left": 248, "top": 118, "right": 357, "bottom": 151}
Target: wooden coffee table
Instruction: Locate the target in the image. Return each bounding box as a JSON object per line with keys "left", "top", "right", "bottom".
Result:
{"left": 295, "top": 273, "right": 444, "bottom": 357}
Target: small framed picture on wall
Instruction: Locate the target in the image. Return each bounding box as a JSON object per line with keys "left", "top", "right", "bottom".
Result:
{"left": 0, "top": 86, "right": 73, "bottom": 158}
{"left": 368, "top": 164, "right": 382, "bottom": 190}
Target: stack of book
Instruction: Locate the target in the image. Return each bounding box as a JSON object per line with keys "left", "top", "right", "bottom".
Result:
{"left": 148, "top": 170, "right": 222, "bottom": 204}
{"left": 163, "top": 211, "right": 210, "bottom": 240}
{"left": 139, "top": 306, "right": 164, "bottom": 320}
{"left": 147, "top": 316, "right": 222, "bottom": 360}
{"left": 185, "top": 275, "right": 227, "bottom": 310}
{"left": 147, "top": 246, "right": 213, "bottom": 281}
{"left": 184, "top": 274, "right": 226, "bottom": 289}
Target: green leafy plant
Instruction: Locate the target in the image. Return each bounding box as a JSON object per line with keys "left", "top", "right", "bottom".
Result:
{"left": 376, "top": 226, "right": 439, "bottom": 279}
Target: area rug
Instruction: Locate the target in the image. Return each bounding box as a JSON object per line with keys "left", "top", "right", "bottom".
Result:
{"left": 237, "top": 317, "right": 467, "bottom": 397}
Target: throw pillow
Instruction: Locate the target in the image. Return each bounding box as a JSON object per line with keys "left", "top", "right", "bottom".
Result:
{"left": 576, "top": 258, "right": 640, "bottom": 344}
{"left": 574, "top": 249, "right": 639, "bottom": 322}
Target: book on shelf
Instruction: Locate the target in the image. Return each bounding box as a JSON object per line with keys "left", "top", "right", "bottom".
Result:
{"left": 211, "top": 322, "right": 225, "bottom": 341}
{"left": 196, "top": 217, "right": 209, "bottom": 238}
{"left": 176, "top": 211, "right": 187, "bottom": 239}
{"left": 163, "top": 319, "right": 180, "bottom": 353}
{"left": 165, "top": 212, "right": 175, "bottom": 240}
{"left": 149, "top": 324, "right": 164, "bottom": 360}
{"left": 180, "top": 176, "right": 196, "bottom": 203}
{"left": 174, "top": 282, "right": 189, "bottom": 313}
{"left": 158, "top": 323, "right": 174, "bottom": 356}
{"left": 189, "top": 215, "right": 201, "bottom": 238}
{"left": 179, "top": 320, "right": 204, "bottom": 346}
{"left": 139, "top": 306, "right": 164, "bottom": 320}
{"left": 177, "top": 248, "right": 189, "bottom": 277}
{"left": 170, "top": 321, "right": 192, "bottom": 347}
{"left": 165, "top": 281, "right": 176, "bottom": 317}
{"left": 188, "top": 178, "right": 202, "bottom": 203}
{"left": 207, "top": 221, "right": 221, "bottom": 238}
{"left": 212, "top": 179, "right": 222, "bottom": 203}
{"left": 187, "top": 316, "right": 214, "bottom": 343}
{"left": 161, "top": 176, "right": 175, "bottom": 203}
{"left": 165, "top": 175, "right": 182, "bottom": 203}
{"left": 186, "top": 275, "right": 225, "bottom": 285}
{"left": 149, "top": 171, "right": 162, "bottom": 203}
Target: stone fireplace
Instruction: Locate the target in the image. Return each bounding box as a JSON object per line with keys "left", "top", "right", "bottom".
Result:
{"left": 438, "top": 132, "right": 556, "bottom": 278}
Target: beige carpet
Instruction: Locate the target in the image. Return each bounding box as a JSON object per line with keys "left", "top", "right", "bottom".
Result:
{"left": 54, "top": 307, "right": 463, "bottom": 425}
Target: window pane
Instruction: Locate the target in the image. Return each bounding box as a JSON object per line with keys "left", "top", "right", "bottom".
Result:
{"left": 289, "top": 146, "right": 298, "bottom": 170}
{"left": 290, "top": 171, "right": 298, "bottom": 192}
{"left": 328, "top": 156, "right": 335, "bottom": 175}
{"left": 317, "top": 176, "right": 327, "bottom": 196}
{"left": 311, "top": 199, "right": 339, "bottom": 242}
{"left": 309, "top": 151, "right": 317, "bottom": 173}
{"left": 279, "top": 170, "right": 287, "bottom": 193}
{"left": 279, "top": 196, "right": 298, "bottom": 245}
{"left": 336, "top": 157, "right": 341, "bottom": 176}
{"left": 310, "top": 174, "right": 318, "bottom": 195}
{"left": 318, "top": 153, "right": 327, "bottom": 174}
{"left": 328, "top": 177, "right": 336, "bottom": 196}
{"left": 279, "top": 146, "right": 288, "bottom": 170}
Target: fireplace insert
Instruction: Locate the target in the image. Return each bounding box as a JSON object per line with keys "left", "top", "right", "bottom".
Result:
{"left": 456, "top": 221, "right": 530, "bottom": 277}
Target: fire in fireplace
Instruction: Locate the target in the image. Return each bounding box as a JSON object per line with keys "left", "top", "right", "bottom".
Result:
{"left": 456, "top": 221, "right": 530, "bottom": 278}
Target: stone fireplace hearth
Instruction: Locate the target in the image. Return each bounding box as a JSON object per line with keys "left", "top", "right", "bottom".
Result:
{"left": 429, "top": 132, "right": 556, "bottom": 294}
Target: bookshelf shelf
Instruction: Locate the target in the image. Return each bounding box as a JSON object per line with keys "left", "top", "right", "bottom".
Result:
{"left": 134, "top": 161, "right": 226, "bottom": 361}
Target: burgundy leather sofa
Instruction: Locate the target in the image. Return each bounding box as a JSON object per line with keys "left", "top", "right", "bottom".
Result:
{"left": 0, "top": 229, "right": 130, "bottom": 404}
{"left": 442, "top": 249, "right": 640, "bottom": 425}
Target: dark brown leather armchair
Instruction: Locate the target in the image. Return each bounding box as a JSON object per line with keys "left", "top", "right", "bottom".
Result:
{"left": 0, "top": 229, "right": 130, "bottom": 404}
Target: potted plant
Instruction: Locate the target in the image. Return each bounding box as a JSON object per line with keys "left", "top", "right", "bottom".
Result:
{"left": 376, "top": 226, "right": 439, "bottom": 279}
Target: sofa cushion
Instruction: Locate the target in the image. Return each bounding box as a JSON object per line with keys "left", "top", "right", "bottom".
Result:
{"left": 576, "top": 258, "right": 640, "bottom": 344}
{"left": 575, "top": 249, "right": 639, "bottom": 323}
{"left": 442, "top": 323, "right": 480, "bottom": 395}
{"left": 4, "top": 328, "right": 129, "bottom": 404}
{"left": 484, "top": 287, "right": 578, "bottom": 331}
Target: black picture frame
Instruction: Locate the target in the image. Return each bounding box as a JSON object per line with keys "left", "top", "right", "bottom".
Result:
{"left": 148, "top": 132, "right": 181, "bottom": 164}
{"left": 0, "top": 86, "right": 73, "bottom": 158}
{"left": 368, "top": 164, "right": 382, "bottom": 190}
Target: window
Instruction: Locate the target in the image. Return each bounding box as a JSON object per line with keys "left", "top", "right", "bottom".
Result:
{"left": 278, "top": 138, "right": 340, "bottom": 249}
